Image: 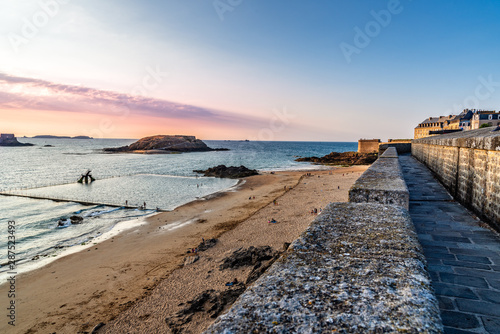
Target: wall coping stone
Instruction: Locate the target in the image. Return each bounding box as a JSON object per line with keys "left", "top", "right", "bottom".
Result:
{"left": 412, "top": 127, "right": 500, "bottom": 151}
{"left": 349, "top": 147, "right": 409, "bottom": 209}
{"left": 379, "top": 146, "right": 399, "bottom": 158}
{"left": 204, "top": 203, "right": 443, "bottom": 334}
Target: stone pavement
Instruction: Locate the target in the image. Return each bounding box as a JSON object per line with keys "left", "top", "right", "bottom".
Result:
{"left": 400, "top": 154, "right": 500, "bottom": 334}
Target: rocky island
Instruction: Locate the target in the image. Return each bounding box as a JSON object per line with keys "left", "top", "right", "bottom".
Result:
{"left": 104, "top": 135, "right": 228, "bottom": 154}
{"left": 296, "top": 151, "right": 377, "bottom": 165}
{"left": 0, "top": 133, "right": 34, "bottom": 146}
{"left": 194, "top": 165, "right": 259, "bottom": 178}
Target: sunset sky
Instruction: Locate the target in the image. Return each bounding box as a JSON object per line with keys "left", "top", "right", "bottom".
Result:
{"left": 1, "top": 0, "right": 500, "bottom": 141}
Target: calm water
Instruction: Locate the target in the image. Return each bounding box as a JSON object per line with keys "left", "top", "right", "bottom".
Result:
{"left": 0, "top": 138, "right": 356, "bottom": 277}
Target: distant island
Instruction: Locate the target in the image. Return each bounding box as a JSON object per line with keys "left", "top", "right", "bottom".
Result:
{"left": 104, "top": 135, "right": 229, "bottom": 154}
{"left": 33, "top": 135, "right": 93, "bottom": 139}
{"left": 0, "top": 133, "right": 34, "bottom": 147}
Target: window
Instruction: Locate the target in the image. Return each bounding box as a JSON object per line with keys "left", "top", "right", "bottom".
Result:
{"left": 489, "top": 115, "right": 493, "bottom": 120}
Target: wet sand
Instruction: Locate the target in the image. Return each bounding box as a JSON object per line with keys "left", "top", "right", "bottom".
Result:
{"left": 0, "top": 166, "right": 367, "bottom": 334}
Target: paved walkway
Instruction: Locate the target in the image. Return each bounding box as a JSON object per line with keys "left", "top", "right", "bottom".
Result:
{"left": 399, "top": 155, "right": 500, "bottom": 334}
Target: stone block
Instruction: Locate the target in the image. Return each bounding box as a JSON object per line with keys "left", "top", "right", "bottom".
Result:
{"left": 456, "top": 299, "right": 500, "bottom": 317}
{"left": 432, "top": 283, "right": 478, "bottom": 300}
{"left": 439, "top": 273, "right": 489, "bottom": 289}
{"left": 441, "top": 311, "right": 480, "bottom": 329}
{"left": 349, "top": 148, "right": 409, "bottom": 209}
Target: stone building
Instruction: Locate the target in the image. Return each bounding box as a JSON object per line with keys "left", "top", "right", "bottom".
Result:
{"left": 470, "top": 111, "right": 500, "bottom": 129}
{"left": 414, "top": 109, "right": 477, "bottom": 139}
{"left": 444, "top": 109, "right": 474, "bottom": 130}
{"left": 414, "top": 116, "right": 455, "bottom": 139}
{"left": 358, "top": 139, "right": 380, "bottom": 153}
{"left": 0, "top": 133, "right": 15, "bottom": 144}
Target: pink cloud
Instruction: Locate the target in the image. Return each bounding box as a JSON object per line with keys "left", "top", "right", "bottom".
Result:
{"left": 0, "top": 73, "right": 266, "bottom": 127}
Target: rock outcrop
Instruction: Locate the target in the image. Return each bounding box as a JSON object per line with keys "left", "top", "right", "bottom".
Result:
{"left": 219, "top": 246, "right": 278, "bottom": 270}
{"left": 295, "top": 151, "right": 377, "bottom": 165}
{"left": 193, "top": 165, "right": 258, "bottom": 178}
{"left": 104, "top": 135, "right": 228, "bottom": 153}
{"left": 0, "top": 134, "right": 33, "bottom": 146}
{"left": 70, "top": 216, "right": 84, "bottom": 224}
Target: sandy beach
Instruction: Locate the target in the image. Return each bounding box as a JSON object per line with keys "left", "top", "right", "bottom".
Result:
{"left": 0, "top": 166, "right": 367, "bottom": 334}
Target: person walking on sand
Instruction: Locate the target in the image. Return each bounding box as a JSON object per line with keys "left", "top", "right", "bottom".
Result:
{"left": 143, "top": 202, "right": 146, "bottom": 209}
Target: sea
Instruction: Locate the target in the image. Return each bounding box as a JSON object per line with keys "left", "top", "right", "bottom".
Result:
{"left": 0, "top": 138, "right": 356, "bottom": 279}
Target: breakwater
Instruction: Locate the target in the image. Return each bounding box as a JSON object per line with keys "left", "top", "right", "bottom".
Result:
{"left": 412, "top": 127, "right": 500, "bottom": 232}
{"left": 204, "top": 148, "right": 443, "bottom": 333}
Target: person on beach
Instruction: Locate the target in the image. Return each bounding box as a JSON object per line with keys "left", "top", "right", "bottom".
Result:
{"left": 125, "top": 200, "right": 128, "bottom": 206}
{"left": 143, "top": 202, "right": 146, "bottom": 209}
{"left": 226, "top": 278, "right": 238, "bottom": 286}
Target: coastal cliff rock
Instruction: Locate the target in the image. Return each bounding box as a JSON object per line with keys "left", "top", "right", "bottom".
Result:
{"left": 296, "top": 151, "right": 377, "bottom": 165}
{"left": 193, "top": 165, "right": 258, "bottom": 178}
{"left": 104, "top": 135, "right": 228, "bottom": 153}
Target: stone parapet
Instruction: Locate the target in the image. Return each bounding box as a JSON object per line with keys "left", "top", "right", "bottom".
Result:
{"left": 204, "top": 203, "right": 442, "bottom": 334}
{"left": 349, "top": 147, "right": 409, "bottom": 209}
{"left": 412, "top": 126, "right": 500, "bottom": 151}
{"left": 412, "top": 127, "right": 500, "bottom": 231}
{"left": 379, "top": 142, "right": 412, "bottom": 155}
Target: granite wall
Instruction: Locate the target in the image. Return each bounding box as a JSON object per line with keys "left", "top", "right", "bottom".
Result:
{"left": 349, "top": 147, "right": 409, "bottom": 209}
{"left": 204, "top": 147, "right": 443, "bottom": 333}
{"left": 378, "top": 142, "right": 412, "bottom": 155}
{"left": 412, "top": 127, "right": 500, "bottom": 231}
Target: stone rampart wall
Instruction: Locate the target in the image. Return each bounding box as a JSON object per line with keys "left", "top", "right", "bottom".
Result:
{"left": 378, "top": 142, "right": 412, "bottom": 155}
{"left": 204, "top": 147, "right": 442, "bottom": 333}
{"left": 412, "top": 127, "right": 500, "bottom": 231}
{"left": 349, "top": 147, "right": 409, "bottom": 209}
{"left": 204, "top": 203, "right": 442, "bottom": 333}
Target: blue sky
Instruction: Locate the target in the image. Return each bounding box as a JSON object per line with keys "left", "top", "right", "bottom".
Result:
{"left": 1, "top": 0, "right": 499, "bottom": 140}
